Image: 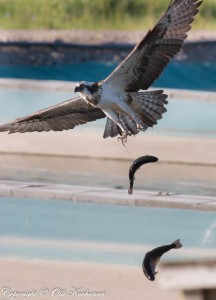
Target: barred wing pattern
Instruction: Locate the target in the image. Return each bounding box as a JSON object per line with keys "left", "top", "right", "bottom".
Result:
{"left": 0, "top": 96, "right": 105, "bottom": 133}
{"left": 103, "top": 0, "right": 202, "bottom": 92}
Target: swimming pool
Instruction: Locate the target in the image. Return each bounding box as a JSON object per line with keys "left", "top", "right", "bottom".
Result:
{"left": 0, "top": 86, "right": 215, "bottom": 138}
{"left": 0, "top": 197, "right": 216, "bottom": 264}
{"left": 0, "top": 79, "right": 215, "bottom": 198}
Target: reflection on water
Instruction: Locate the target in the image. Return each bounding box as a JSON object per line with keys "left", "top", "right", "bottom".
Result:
{"left": 202, "top": 220, "right": 216, "bottom": 247}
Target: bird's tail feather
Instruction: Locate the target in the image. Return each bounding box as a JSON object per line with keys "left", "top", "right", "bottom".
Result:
{"left": 103, "top": 113, "right": 140, "bottom": 139}
{"left": 126, "top": 90, "right": 168, "bottom": 127}
{"left": 103, "top": 117, "right": 120, "bottom": 138}
{"left": 119, "top": 114, "right": 139, "bottom": 135}
{"left": 173, "top": 239, "right": 182, "bottom": 249}
{"left": 103, "top": 90, "right": 168, "bottom": 139}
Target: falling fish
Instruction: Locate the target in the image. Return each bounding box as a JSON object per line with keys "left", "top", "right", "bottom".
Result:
{"left": 142, "top": 239, "right": 182, "bottom": 281}
{"left": 128, "top": 155, "right": 158, "bottom": 194}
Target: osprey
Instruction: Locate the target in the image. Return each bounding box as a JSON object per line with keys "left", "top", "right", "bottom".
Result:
{"left": 0, "top": 0, "right": 202, "bottom": 143}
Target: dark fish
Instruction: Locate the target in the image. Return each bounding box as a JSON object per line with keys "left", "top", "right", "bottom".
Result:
{"left": 128, "top": 155, "right": 158, "bottom": 194}
{"left": 142, "top": 239, "right": 182, "bottom": 281}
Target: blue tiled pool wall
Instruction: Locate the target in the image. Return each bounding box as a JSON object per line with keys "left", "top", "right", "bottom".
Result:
{"left": 0, "top": 61, "right": 215, "bottom": 91}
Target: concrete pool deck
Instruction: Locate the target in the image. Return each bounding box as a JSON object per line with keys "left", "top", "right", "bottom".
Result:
{"left": 0, "top": 180, "right": 216, "bottom": 211}
{"left": 0, "top": 131, "right": 216, "bottom": 165}
{"left": 0, "top": 258, "right": 179, "bottom": 300}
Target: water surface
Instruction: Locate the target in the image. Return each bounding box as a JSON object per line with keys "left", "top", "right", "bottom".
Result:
{"left": 0, "top": 88, "right": 215, "bottom": 138}
{"left": 0, "top": 197, "right": 216, "bottom": 264}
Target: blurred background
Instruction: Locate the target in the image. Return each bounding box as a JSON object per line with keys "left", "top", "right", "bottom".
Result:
{"left": 0, "top": 0, "right": 215, "bottom": 30}
{"left": 0, "top": 1, "right": 215, "bottom": 300}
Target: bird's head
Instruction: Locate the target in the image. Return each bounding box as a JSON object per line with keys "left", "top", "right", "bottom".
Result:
{"left": 74, "top": 81, "right": 100, "bottom": 96}
{"left": 74, "top": 81, "right": 88, "bottom": 93}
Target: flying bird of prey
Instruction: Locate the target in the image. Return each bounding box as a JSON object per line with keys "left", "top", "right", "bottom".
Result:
{"left": 0, "top": 0, "right": 202, "bottom": 143}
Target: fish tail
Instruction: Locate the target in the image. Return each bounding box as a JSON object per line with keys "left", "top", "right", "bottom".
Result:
{"left": 172, "top": 239, "right": 182, "bottom": 249}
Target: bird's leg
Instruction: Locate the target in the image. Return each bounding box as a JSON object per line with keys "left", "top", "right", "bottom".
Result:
{"left": 102, "top": 109, "right": 130, "bottom": 144}
{"left": 117, "top": 132, "right": 128, "bottom": 145}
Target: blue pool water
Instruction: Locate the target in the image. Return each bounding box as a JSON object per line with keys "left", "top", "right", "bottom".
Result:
{"left": 0, "top": 61, "right": 215, "bottom": 91}
{"left": 0, "top": 197, "right": 216, "bottom": 264}
{"left": 0, "top": 88, "right": 215, "bottom": 138}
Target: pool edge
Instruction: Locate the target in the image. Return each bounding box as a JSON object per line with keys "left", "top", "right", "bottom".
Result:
{"left": 0, "top": 179, "right": 216, "bottom": 212}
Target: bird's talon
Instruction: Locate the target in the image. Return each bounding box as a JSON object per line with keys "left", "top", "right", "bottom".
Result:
{"left": 117, "top": 133, "right": 128, "bottom": 145}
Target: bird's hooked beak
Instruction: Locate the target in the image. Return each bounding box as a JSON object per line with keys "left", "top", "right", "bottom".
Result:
{"left": 75, "top": 83, "right": 85, "bottom": 93}
{"left": 74, "top": 86, "right": 79, "bottom": 93}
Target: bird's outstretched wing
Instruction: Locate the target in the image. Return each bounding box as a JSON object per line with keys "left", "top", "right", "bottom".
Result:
{"left": 0, "top": 96, "right": 105, "bottom": 133}
{"left": 103, "top": 0, "right": 202, "bottom": 92}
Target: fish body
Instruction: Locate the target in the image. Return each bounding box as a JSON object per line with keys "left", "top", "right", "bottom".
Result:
{"left": 128, "top": 155, "right": 158, "bottom": 194}
{"left": 142, "top": 239, "right": 182, "bottom": 281}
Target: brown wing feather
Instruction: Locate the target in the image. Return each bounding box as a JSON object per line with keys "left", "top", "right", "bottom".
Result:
{"left": 103, "top": 0, "right": 202, "bottom": 91}
{"left": 0, "top": 96, "right": 105, "bottom": 134}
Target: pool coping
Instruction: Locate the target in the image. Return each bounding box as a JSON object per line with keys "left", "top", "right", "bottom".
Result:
{"left": 0, "top": 179, "right": 216, "bottom": 212}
